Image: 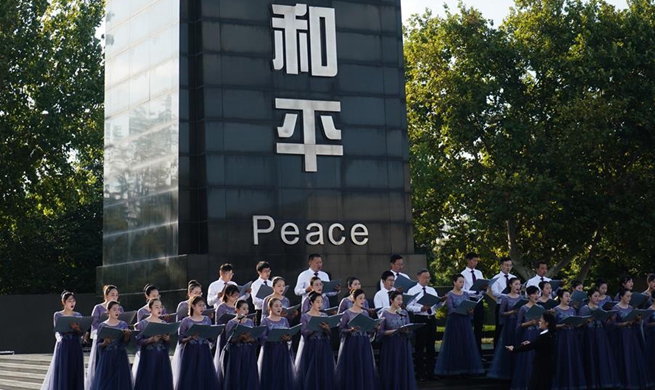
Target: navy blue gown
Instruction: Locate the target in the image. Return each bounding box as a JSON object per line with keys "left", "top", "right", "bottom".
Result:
{"left": 335, "top": 309, "right": 380, "bottom": 390}
{"left": 258, "top": 317, "right": 296, "bottom": 390}
{"left": 377, "top": 309, "right": 416, "bottom": 390}
{"left": 175, "top": 316, "right": 221, "bottom": 390}
{"left": 41, "top": 311, "right": 85, "bottom": 390}
{"left": 295, "top": 312, "right": 336, "bottom": 390}
{"left": 552, "top": 306, "right": 586, "bottom": 390}
{"left": 133, "top": 319, "right": 174, "bottom": 390}
{"left": 578, "top": 305, "right": 619, "bottom": 389}
{"left": 488, "top": 294, "right": 522, "bottom": 380}
{"left": 213, "top": 303, "right": 236, "bottom": 370}
{"left": 612, "top": 304, "right": 653, "bottom": 389}
{"left": 434, "top": 291, "right": 484, "bottom": 376}
{"left": 510, "top": 304, "right": 540, "bottom": 390}
{"left": 220, "top": 318, "right": 260, "bottom": 390}
{"left": 644, "top": 310, "right": 655, "bottom": 383}
{"left": 90, "top": 321, "right": 133, "bottom": 390}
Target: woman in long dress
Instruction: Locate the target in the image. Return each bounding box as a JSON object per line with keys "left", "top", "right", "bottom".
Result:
{"left": 262, "top": 277, "right": 291, "bottom": 318}
{"left": 377, "top": 291, "right": 416, "bottom": 390}
{"left": 552, "top": 289, "right": 586, "bottom": 389}
{"left": 174, "top": 296, "right": 220, "bottom": 390}
{"left": 41, "top": 291, "right": 85, "bottom": 390}
{"left": 612, "top": 288, "right": 653, "bottom": 389}
{"left": 175, "top": 280, "right": 202, "bottom": 322}
{"left": 213, "top": 284, "right": 239, "bottom": 370}
{"left": 434, "top": 274, "right": 484, "bottom": 376}
{"left": 295, "top": 292, "right": 336, "bottom": 390}
{"left": 578, "top": 288, "right": 619, "bottom": 389}
{"left": 335, "top": 288, "right": 380, "bottom": 390}
{"left": 133, "top": 298, "right": 174, "bottom": 390}
{"left": 510, "top": 286, "right": 541, "bottom": 390}
{"left": 90, "top": 300, "right": 133, "bottom": 390}
{"left": 220, "top": 300, "right": 260, "bottom": 390}
{"left": 258, "top": 298, "right": 296, "bottom": 390}
{"left": 488, "top": 278, "right": 523, "bottom": 380}
{"left": 86, "top": 285, "right": 124, "bottom": 389}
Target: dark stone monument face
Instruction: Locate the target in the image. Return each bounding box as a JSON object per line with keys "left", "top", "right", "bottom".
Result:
{"left": 101, "top": 0, "right": 425, "bottom": 307}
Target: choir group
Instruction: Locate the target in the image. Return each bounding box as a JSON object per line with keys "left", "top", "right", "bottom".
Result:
{"left": 39, "top": 253, "right": 655, "bottom": 390}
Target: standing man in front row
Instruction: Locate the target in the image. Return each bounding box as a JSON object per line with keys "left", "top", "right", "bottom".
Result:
{"left": 407, "top": 269, "right": 440, "bottom": 381}
{"left": 461, "top": 252, "right": 486, "bottom": 357}
{"left": 294, "top": 254, "right": 340, "bottom": 303}
{"left": 490, "top": 257, "right": 516, "bottom": 350}
{"left": 250, "top": 261, "right": 272, "bottom": 324}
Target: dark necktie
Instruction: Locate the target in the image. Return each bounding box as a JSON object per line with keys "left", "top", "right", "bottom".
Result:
{"left": 502, "top": 274, "right": 510, "bottom": 294}
{"left": 471, "top": 270, "right": 477, "bottom": 283}
{"left": 264, "top": 281, "right": 268, "bottom": 286}
{"left": 423, "top": 287, "right": 432, "bottom": 315}
{"left": 540, "top": 276, "right": 544, "bottom": 282}
{"left": 314, "top": 272, "right": 319, "bottom": 277}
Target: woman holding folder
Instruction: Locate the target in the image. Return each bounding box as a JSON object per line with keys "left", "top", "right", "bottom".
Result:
{"left": 434, "top": 274, "right": 484, "bottom": 376}
{"left": 41, "top": 291, "right": 85, "bottom": 390}
{"left": 488, "top": 277, "right": 523, "bottom": 380}
{"left": 577, "top": 288, "right": 619, "bottom": 389}
{"left": 296, "top": 292, "right": 337, "bottom": 390}
{"left": 133, "top": 298, "right": 174, "bottom": 390}
{"left": 262, "top": 277, "right": 291, "bottom": 318}
{"left": 213, "top": 284, "right": 239, "bottom": 369}
{"left": 301, "top": 277, "right": 330, "bottom": 313}
{"left": 90, "top": 300, "right": 133, "bottom": 390}
{"left": 336, "top": 288, "right": 380, "bottom": 390}
{"left": 552, "top": 289, "right": 587, "bottom": 389}
{"left": 87, "top": 285, "right": 124, "bottom": 389}
{"left": 338, "top": 277, "right": 369, "bottom": 313}
{"left": 174, "top": 296, "right": 220, "bottom": 390}
{"left": 611, "top": 288, "right": 653, "bottom": 389}
{"left": 511, "top": 286, "right": 541, "bottom": 390}
{"left": 136, "top": 284, "right": 168, "bottom": 323}
{"left": 258, "top": 298, "right": 296, "bottom": 390}
{"left": 377, "top": 291, "right": 416, "bottom": 390}
{"left": 220, "top": 299, "right": 261, "bottom": 390}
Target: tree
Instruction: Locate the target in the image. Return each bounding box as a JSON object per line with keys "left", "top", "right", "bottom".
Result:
{"left": 405, "top": 0, "right": 655, "bottom": 287}
{"left": 0, "top": 0, "right": 104, "bottom": 293}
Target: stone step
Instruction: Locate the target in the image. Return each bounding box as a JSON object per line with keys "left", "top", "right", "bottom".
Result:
{"left": 0, "top": 361, "right": 50, "bottom": 374}
{"left": 0, "top": 369, "right": 44, "bottom": 383}
{"left": 0, "top": 378, "right": 42, "bottom": 390}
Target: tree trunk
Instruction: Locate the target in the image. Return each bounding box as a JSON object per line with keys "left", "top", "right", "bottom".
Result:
{"left": 578, "top": 231, "right": 601, "bottom": 282}
{"left": 507, "top": 217, "right": 530, "bottom": 280}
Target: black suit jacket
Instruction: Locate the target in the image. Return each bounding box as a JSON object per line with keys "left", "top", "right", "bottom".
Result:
{"left": 514, "top": 330, "right": 556, "bottom": 390}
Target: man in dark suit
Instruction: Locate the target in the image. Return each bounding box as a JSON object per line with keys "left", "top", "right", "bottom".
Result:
{"left": 506, "top": 312, "right": 556, "bottom": 390}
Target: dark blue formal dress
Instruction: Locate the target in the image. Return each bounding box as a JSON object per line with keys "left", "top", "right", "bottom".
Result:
{"left": 335, "top": 309, "right": 380, "bottom": 390}
{"left": 552, "top": 306, "right": 586, "bottom": 390}
{"left": 434, "top": 291, "right": 484, "bottom": 376}
{"left": 510, "top": 304, "right": 540, "bottom": 390}
{"left": 644, "top": 310, "right": 655, "bottom": 382}
{"left": 90, "top": 321, "right": 133, "bottom": 390}
{"left": 578, "top": 305, "right": 619, "bottom": 389}
{"left": 133, "top": 319, "right": 174, "bottom": 390}
{"left": 41, "top": 311, "right": 85, "bottom": 390}
{"left": 377, "top": 310, "right": 416, "bottom": 390}
{"left": 295, "top": 312, "right": 336, "bottom": 390}
{"left": 174, "top": 316, "right": 221, "bottom": 390}
{"left": 213, "top": 303, "right": 236, "bottom": 370}
{"left": 611, "top": 304, "right": 653, "bottom": 389}
{"left": 258, "top": 317, "right": 296, "bottom": 390}
{"left": 488, "top": 294, "right": 522, "bottom": 380}
{"left": 220, "top": 318, "right": 260, "bottom": 390}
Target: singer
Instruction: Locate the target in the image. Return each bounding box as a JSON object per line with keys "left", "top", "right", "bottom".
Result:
{"left": 377, "top": 291, "right": 417, "bottom": 390}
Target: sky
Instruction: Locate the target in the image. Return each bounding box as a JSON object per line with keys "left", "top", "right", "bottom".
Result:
{"left": 400, "top": 0, "right": 629, "bottom": 25}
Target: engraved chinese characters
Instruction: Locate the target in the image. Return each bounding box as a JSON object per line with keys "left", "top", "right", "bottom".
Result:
{"left": 271, "top": 3, "right": 342, "bottom": 172}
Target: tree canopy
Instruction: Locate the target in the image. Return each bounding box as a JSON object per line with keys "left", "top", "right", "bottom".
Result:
{"left": 0, "top": 0, "right": 104, "bottom": 294}
{"left": 405, "top": 0, "right": 655, "bottom": 288}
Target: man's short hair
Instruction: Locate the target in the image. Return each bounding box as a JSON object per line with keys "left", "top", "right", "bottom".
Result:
{"left": 381, "top": 270, "right": 394, "bottom": 281}
{"left": 390, "top": 254, "right": 403, "bottom": 264}
{"left": 308, "top": 253, "right": 321, "bottom": 262}
{"left": 220, "top": 263, "right": 233, "bottom": 273}
{"left": 465, "top": 252, "right": 479, "bottom": 260}
{"left": 256, "top": 261, "right": 270, "bottom": 272}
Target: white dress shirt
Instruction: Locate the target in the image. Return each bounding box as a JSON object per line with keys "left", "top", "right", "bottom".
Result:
{"left": 461, "top": 267, "right": 485, "bottom": 296}
{"left": 294, "top": 269, "right": 336, "bottom": 298}
{"left": 207, "top": 279, "right": 249, "bottom": 307}
{"left": 526, "top": 275, "right": 551, "bottom": 290}
{"left": 407, "top": 284, "right": 441, "bottom": 316}
{"left": 374, "top": 287, "right": 393, "bottom": 310}
{"left": 379, "top": 270, "right": 411, "bottom": 290}
{"left": 491, "top": 271, "right": 517, "bottom": 299}
{"left": 250, "top": 277, "right": 271, "bottom": 310}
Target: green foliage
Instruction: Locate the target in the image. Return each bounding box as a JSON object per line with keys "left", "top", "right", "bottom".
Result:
{"left": 405, "top": 0, "right": 655, "bottom": 284}
{"left": 0, "top": 0, "right": 104, "bottom": 294}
